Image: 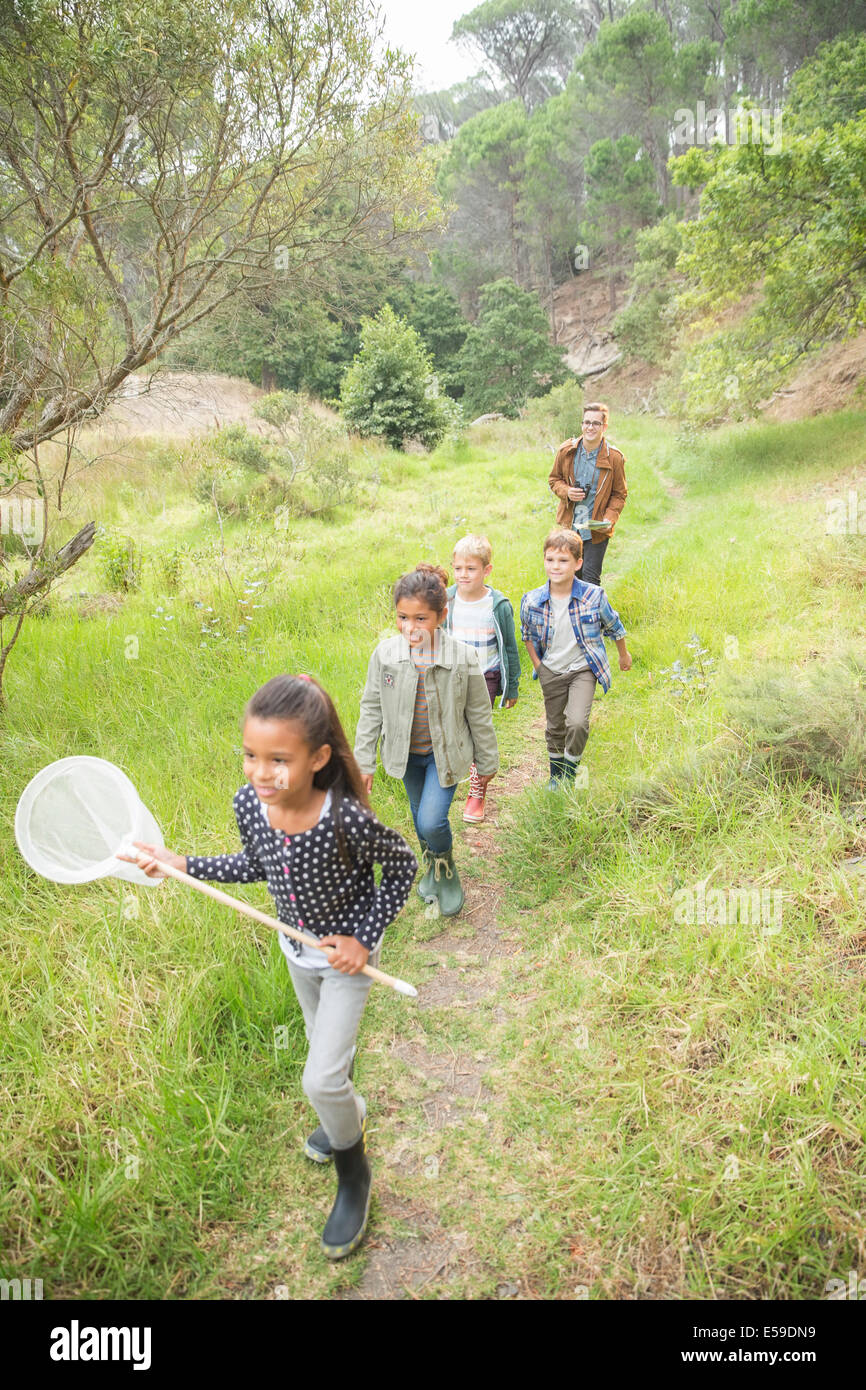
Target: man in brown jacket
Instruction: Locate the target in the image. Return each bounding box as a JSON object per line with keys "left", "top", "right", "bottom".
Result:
{"left": 547, "top": 402, "right": 627, "bottom": 586}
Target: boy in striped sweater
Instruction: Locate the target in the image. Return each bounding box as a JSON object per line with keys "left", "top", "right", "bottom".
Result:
{"left": 445, "top": 534, "right": 521, "bottom": 823}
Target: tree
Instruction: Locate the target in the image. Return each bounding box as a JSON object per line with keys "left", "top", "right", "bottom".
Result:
{"left": 170, "top": 291, "right": 356, "bottom": 398}
{"left": 455, "top": 277, "right": 568, "bottom": 416}
{"left": 435, "top": 101, "right": 529, "bottom": 306}
{"left": 170, "top": 230, "right": 409, "bottom": 398}
{"left": 724, "top": 0, "right": 866, "bottom": 101}
{"left": 578, "top": 11, "right": 697, "bottom": 198}
{"left": 452, "top": 0, "right": 581, "bottom": 111}
{"left": 520, "top": 91, "right": 586, "bottom": 316}
{"left": 339, "top": 306, "right": 456, "bottom": 449}
{"left": 0, "top": 0, "right": 440, "bottom": 701}
{"left": 580, "top": 136, "right": 661, "bottom": 310}
{"left": 414, "top": 76, "right": 501, "bottom": 142}
{"left": 787, "top": 32, "right": 866, "bottom": 133}
{"left": 613, "top": 215, "right": 684, "bottom": 363}
{"left": 670, "top": 83, "right": 866, "bottom": 419}
{"left": 385, "top": 282, "right": 471, "bottom": 398}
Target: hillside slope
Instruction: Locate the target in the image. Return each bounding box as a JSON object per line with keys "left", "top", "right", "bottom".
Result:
{"left": 552, "top": 271, "right": 866, "bottom": 422}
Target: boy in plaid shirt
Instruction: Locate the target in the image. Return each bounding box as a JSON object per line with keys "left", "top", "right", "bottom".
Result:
{"left": 521, "top": 530, "right": 632, "bottom": 788}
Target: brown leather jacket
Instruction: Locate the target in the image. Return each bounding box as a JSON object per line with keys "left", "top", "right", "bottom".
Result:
{"left": 548, "top": 435, "right": 628, "bottom": 543}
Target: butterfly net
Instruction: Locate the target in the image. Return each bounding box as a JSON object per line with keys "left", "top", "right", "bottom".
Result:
{"left": 15, "top": 757, "right": 165, "bottom": 886}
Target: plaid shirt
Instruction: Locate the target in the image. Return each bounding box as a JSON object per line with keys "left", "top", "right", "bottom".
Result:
{"left": 520, "top": 578, "right": 626, "bottom": 693}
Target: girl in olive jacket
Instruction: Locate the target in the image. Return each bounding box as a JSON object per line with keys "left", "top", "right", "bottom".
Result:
{"left": 354, "top": 564, "right": 499, "bottom": 918}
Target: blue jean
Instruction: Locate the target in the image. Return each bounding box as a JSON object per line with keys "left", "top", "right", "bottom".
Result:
{"left": 403, "top": 752, "right": 457, "bottom": 854}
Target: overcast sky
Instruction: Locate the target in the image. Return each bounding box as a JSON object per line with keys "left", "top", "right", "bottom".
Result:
{"left": 375, "top": 0, "right": 480, "bottom": 92}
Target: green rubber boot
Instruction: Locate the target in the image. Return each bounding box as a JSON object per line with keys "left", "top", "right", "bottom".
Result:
{"left": 416, "top": 839, "right": 437, "bottom": 902}
{"left": 433, "top": 849, "right": 465, "bottom": 917}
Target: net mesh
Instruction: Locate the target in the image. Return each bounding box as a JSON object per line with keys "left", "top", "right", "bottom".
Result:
{"left": 30, "top": 768, "right": 126, "bottom": 871}
{"left": 15, "top": 757, "right": 164, "bottom": 885}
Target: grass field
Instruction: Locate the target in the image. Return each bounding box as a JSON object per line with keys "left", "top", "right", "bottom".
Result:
{"left": 1, "top": 404, "right": 865, "bottom": 1298}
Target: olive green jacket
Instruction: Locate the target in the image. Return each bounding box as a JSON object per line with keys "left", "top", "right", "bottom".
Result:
{"left": 354, "top": 631, "right": 500, "bottom": 786}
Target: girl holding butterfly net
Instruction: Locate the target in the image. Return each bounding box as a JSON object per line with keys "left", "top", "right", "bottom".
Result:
{"left": 122, "top": 673, "right": 417, "bottom": 1260}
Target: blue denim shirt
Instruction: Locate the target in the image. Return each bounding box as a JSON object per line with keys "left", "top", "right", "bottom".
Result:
{"left": 572, "top": 443, "right": 600, "bottom": 541}
{"left": 520, "top": 577, "right": 626, "bottom": 693}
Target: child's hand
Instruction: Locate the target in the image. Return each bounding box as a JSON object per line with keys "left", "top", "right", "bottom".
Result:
{"left": 619, "top": 651, "right": 632, "bottom": 672}
{"left": 476, "top": 773, "right": 496, "bottom": 790}
{"left": 319, "top": 935, "right": 370, "bottom": 975}
{"left": 360, "top": 772, "right": 374, "bottom": 795}
{"left": 502, "top": 697, "right": 518, "bottom": 709}
{"left": 117, "top": 841, "right": 186, "bottom": 878}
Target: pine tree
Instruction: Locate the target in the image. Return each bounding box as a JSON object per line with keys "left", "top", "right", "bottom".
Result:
{"left": 340, "top": 306, "right": 455, "bottom": 449}
{"left": 456, "top": 278, "right": 568, "bottom": 417}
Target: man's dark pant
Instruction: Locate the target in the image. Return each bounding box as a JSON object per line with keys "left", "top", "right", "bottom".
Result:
{"left": 580, "top": 536, "right": 609, "bottom": 587}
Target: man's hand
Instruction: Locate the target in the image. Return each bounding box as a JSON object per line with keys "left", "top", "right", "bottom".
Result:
{"left": 319, "top": 935, "right": 370, "bottom": 975}
{"left": 502, "top": 697, "right": 518, "bottom": 709}
{"left": 567, "top": 485, "right": 587, "bottom": 502}
{"left": 619, "top": 650, "right": 632, "bottom": 672}
{"left": 360, "top": 772, "right": 374, "bottom": 795}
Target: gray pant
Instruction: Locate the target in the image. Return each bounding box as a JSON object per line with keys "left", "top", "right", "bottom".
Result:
{"left": 285, "top": 950, "right": 379, "bottom": 1150}
{"left": 538, "top": 665, "right": 597, "bottom": 760}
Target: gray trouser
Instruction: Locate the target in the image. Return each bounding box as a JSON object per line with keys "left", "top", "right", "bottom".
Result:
{"left": 285, "top": 949, "right": 379, "bottom": 1150}
{"left": 538, "top": 665, "right": 597, "bottom": 760}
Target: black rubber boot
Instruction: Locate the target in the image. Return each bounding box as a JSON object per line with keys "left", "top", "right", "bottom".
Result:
{"left": 304, "top": 1125, "right": 334, "bottom": 1164}
{"left": 304, "top": 1052, "right": 355, "bottom": 1164}
{"left": 548, "top": 755, "right": 568, "bottom": 789}
{"left": 321, "top": 1121, "right": 372, "bottom": 1260}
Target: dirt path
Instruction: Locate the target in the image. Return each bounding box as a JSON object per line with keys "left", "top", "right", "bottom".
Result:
{"left": 336, "top": 724, "right": 546, "bottom": 1300}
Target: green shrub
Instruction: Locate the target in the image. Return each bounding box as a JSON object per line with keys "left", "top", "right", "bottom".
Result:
{"left": 254, "top": 391, "right": 348, "bottom": 481}
{"left": 247, "top": 392, "right": 361, "bottom": 513}
{"left": 615, "top": 215, "right": 684, "bottom": 366}
{"left": 525, "top": 380, "right": 586, "bottom": 439}
{"left": 246, "top": 471, "right": 296, "bottom": 519}
{"left": 98, "top": 532, "right": 143, "bottom": 592}
{"left": 155, "top": 546, "right": 185, "bottom": 593}
{"left": 614, "top": 288, "right": 678, "bottom": 365}
{"left": 212, "top": 423, "right": 270, "bottom": 473}
{"left": 308, "top": 448, "right": 357, "bottom": 509}
{"left": 339, "top": 305, "right": 453, "bottom": 450}
{"left": 193, "top": 464, "right": 249, "bottom": 518}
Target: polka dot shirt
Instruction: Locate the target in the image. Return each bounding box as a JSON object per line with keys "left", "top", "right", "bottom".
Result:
{"left": 184, "top": 784, "right": 418, "bottom": 957}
